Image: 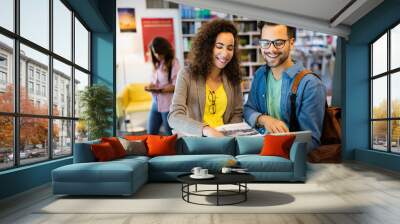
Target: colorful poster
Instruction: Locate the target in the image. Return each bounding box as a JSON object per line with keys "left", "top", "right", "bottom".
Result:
{"left": 141, "top": 18, "right": 175, "bottom": 62}
{"left": 118, "top": 8, "right": 136, "bottom": 32}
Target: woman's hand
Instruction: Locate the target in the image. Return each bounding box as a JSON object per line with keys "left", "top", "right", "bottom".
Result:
{"left": 144, "top": 84, "right": 161, "bottom": 92}
{"left": 202, "top": 126, "right": 225, "bottom": 137}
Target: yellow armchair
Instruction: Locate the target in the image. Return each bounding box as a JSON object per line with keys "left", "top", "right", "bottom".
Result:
{"left": 117, "top": 83, "right": 153, "bottom": 118}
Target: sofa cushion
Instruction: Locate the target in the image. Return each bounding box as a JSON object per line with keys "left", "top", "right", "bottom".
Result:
{"left": 236, "top": 136, "right": 263, "bottom": 155}
{"left": 101, "top": 137, "right": 127, "bottom": 158}
{"left": 119, "top": 138, "right": 147, "bottom": 156}
{"left": 73, "top": 140, "right": 100, "bottom": 163}
{"left": 147, "top": 135, "right": 177, "bottom": 157}
{"left": 148, "top": 154, "right": 235, "bottom": 172}
{"left": 176, "top": 137, "right": 236, "bottom": 155}
{"left": 52, "top": 158, "right": 147, "bottom": 183}
{"left": 236, "top": 155, "right": 293, "bottom": 172}
{"left": 260, "top": 134, "right": 296, "bottom": 159}
{"left": 91, "top": 142, "right": 118, "bottom": 161}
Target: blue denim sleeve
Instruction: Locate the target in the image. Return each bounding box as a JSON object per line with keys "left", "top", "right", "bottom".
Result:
{"left": 244, "top": 70, "right": 263, "bottom": 128}
{"left": 297, "top": 76, "right": 326, "bottom": 150}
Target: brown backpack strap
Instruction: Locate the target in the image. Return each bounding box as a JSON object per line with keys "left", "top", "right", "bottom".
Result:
{"left": 289, "top": 69, "right": 322, "bottom": 132}
{"left": 291, "top": 69, "right": 313, "bottom": 95}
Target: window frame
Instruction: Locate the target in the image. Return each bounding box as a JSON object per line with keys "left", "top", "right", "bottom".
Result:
{"left": 370, "top": 20, "right": 400, "bottom": 154}
{"left": 0, "top": 0, "right": 92, "bottom": 171}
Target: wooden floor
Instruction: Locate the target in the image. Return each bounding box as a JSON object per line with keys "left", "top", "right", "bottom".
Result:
{"left": 1, "top": 162, "right": 400, "bottom": 224}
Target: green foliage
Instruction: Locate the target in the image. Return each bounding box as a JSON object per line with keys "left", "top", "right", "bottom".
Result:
{"left": 79, "top": 84, "right": 113, "bottom": 140}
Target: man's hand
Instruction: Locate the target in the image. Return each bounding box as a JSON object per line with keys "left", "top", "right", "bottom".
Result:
{"left": 202, "top": 126, "right": 225, "bottom": 137}
{"left": 258, "top": 115, "right": 289, "bottom": 133}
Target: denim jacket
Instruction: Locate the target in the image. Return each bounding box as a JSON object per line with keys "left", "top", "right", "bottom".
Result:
{"left": 243, "top": 62, "right": 326, "bottom": 149}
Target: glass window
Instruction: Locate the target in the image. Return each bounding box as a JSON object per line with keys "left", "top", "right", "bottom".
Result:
{"left": 28, "top": 81, "right": 34, "bottom": 93}
{"left": 36, "top": 84, "right": 40, "bottom": 95}
{"left": 391, "top": 72, "right": 400, "bottom": 118}
{"left": 28, "top": 67, "right": 34, "bottom": 80}
{"left": 0, "top": 116, "right": 13, "bottom": 170}
{"left": 19, "top": 117, "right": 49, "bottom": 165}
{"left": 74, "top": 69, "right": 89, "bottom": 118}
{"left": 391, "top": 120, "right": 400, "bottom": 153}
{"left": 20, "top": 44, "right": 49, "bottom": 115}
{"left": 0, "top": 35, "right": 13, "bottom": 113}
{"left": 0, "top": 54, "right": 7, "bottom": 67}
{"left": 0, "top": 0, "right": 14, "bottom": 32}
{"left": 20, "top": 0, "right": 49, "bottom": 49}
{"left": 53, "top": 119, "right": 72, "bottom": 158}
{"left": 0, "top": 0, "right": 91, "bottom": 170}
{"left": 74, "top": 18, "right": 89, "bottom": 70}
{"left": 391, "top": 24, "right": 400, "bottom": 70}
{"left": 372, "top": 33, "right": 387, "bottom": 76}
{"left": 75, "top": 120, "right": 88, "bottom": 143}
{"left": 372, "top": 77, "right": 387, "bottom": 119}
{"left": 371, "top": 24, "right": 400, "bottom": 154}
{"left": 42, "top": 85, "right": 46, "bottom": 96}
{"left": 53, "top": 0, "right": 72, "bottom": 60}
{"left": 53, "top": 59, "right": 72, "bottom": 117}
{"left": 372, "top": 121, "right": 388, "bottom": 151}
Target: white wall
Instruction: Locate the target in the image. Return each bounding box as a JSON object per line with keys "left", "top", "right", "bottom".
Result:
{"left": 116, "top": 0, "right": 183, "bottom": 93}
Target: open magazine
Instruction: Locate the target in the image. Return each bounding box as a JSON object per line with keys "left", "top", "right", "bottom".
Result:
{"left": 215, "top": 122, "right": 312, "bottom": 142}
{"left": 215, "top": 122, "right": 262, "bottom": 137}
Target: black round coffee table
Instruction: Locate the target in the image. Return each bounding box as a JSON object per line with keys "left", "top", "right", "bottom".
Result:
{"left": 177, "top": 173, "right": 255, "bottom": 206}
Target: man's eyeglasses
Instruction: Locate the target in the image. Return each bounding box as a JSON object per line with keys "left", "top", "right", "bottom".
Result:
{"left": 259, "top": 39, "right": 288, "bottom": 49}
{"left": 208, "top": 91, "right": 216, "bottom": 114}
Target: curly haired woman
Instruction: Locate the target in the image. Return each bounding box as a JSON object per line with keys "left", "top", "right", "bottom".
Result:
{"left": 168, "top": 19, "right": 243, "bottom": 137}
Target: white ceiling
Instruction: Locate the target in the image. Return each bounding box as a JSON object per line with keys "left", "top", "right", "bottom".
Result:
{"left": 169, "top": 0, "right": 384, "bottom": 38}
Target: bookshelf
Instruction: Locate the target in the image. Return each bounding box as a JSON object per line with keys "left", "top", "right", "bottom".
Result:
{"left": 179, "top": 6, "right": 337, "bottom": 99}
{"left": 179, "top": 6, "right": 262, "bottom": 93}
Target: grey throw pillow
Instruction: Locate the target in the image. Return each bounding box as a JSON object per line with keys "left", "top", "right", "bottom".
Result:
{"left": 118, "top": 137, "right": 147, "bottom": 156}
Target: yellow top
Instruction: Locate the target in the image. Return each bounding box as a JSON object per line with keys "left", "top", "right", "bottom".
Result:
{"left": 203, "top": 84, "right": 227, "bottom": 128}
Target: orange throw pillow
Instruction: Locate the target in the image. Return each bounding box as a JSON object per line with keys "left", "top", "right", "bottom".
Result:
{"left": 124, "top": 135, "right": 149, "bottom": 141}
{"left": 260, "top": 134, "right": 296, "bottom": 159}
{"left": 91, "top": 142, "right": 117, "bottom": 161}
{"left": 101, "top": 137, "right": 127, "bottom": 158}
{"left": 146, "top": 134, "right": 177, "bottom": 157}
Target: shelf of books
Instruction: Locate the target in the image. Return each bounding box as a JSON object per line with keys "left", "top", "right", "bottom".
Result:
{"left": 179, "top": 6, "right": 337, "bottom": 103}
{"left": 180, "top": 5, "right": 262, "bottom": 94}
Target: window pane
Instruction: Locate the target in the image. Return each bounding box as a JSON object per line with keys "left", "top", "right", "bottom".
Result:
{"left": 0, "top": 0, "right": 14, "bottom": 31}
{"left": 391, "top": 120, "right": 400, "bottom": 153}
{"left": 20, "top": 44, "right": 49, "bottom": 115}
{"left": 53, "top": 59, "right": 72, "bottom": 117}
{"left": 372, "top": 121, "right": 388, "bottom": 151}
{"left": 0, "top": 116, "right": 13, "bottom": 170}
{"left": 20, "top": 117, "right": 49, "bottom": 165}
{"left": 53, "top": 0, "right": 72, "bottom": 60}
{"left": 53, "top": 119, "right": 72, "bottom": 158}
{"left": 75, "top": 120, "right": 88, "bottom": 143}
{"left": 372, "top": 77, "right": 387, "bottom": 119}
{"left": 75, "top": 18, "right": 89, "bottom": 70}
{"left": 20, "top": 0, "right": 49, "bottom": 49}
{"left": 391, "top": 72, "right": 400, "bottom": 118}
{"left": 0, "top": 35, "right": 14, "bottom": 112}
{"left": 372, "top": 33, "right": 387, "bottom": 76}
{"left": 391, "top": 24, "right": 400, "bottom": 70}
{"left": 74, "top": 69, "right": 89, "bottom": 118}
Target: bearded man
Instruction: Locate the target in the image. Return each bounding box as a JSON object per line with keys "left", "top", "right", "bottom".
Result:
{"left": 244, "top": 22, "right": 326, "bottom": 150}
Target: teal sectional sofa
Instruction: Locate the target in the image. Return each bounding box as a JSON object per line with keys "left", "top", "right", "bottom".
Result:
{"left": 52, "top": 136, "right": 307, "bottom": 196}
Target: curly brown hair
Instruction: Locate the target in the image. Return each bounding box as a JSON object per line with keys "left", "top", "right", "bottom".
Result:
{"left": 188, "top": 19, "right": 241, "bottom": 86}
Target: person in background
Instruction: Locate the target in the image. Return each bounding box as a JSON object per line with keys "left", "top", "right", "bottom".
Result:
{"left": 243, "top": 22, "right": 326, "bottom": 149}
{"left": 168, "top": 19, "right": 243, "bottom": 137}
{"left": 145, "top": 37, "right": 180, "bottom": 135}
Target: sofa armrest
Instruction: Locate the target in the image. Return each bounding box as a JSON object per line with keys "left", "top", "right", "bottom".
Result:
{"left": 73, "top": 140, "right": 100, "bottom": 163}
{"left": 289, "top": 142, "right": 307, "bottom": 181}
